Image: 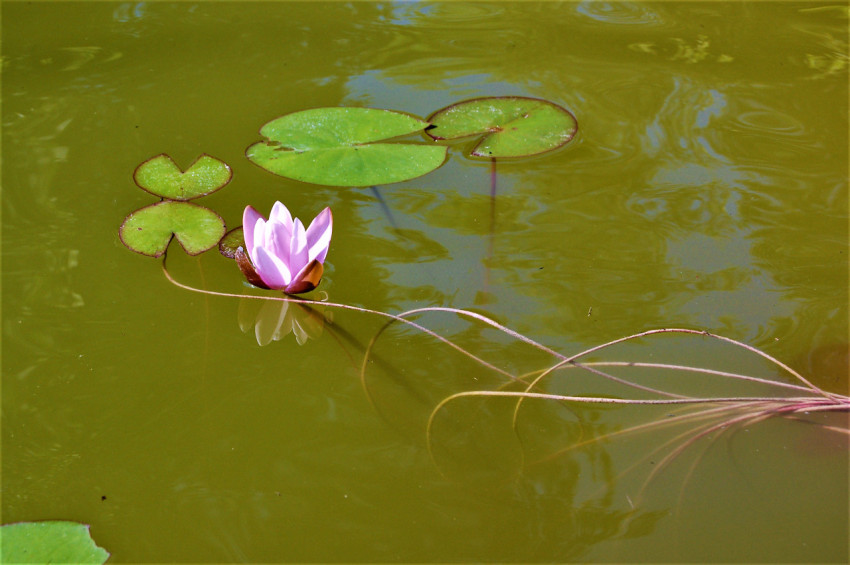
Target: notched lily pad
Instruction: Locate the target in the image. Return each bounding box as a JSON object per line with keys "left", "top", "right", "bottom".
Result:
{"left": 426, "top": 96, "right": 578, "bottom": 158}
{"left": 218, "top": 226, "right": 245, "bottom": 259}
{"left": 0, "top": 521, "right": 110, "bottom": 564}
{"left": 133, "top": 153, "right": 232, "bottom": 200}
{"left": 246, "top": 107, "right": 448, "bottom": 187}
{"left": 119, "top": 200, "right": 226, "bottom": 257}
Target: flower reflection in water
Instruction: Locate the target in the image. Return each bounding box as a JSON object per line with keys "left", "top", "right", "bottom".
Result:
{"left": 238, "top": 295, "right": 328, "bottom": 346}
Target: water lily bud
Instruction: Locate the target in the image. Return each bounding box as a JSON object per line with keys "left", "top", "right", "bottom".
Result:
{"left": 240, "top": 202, "right": 332, "bottom": 294}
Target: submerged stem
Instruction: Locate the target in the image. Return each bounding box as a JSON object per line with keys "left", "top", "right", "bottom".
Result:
{"left": 557, "top": 361, "right": 819, "bottom": 395}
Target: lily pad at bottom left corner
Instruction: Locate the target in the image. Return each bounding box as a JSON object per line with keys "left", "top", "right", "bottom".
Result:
{"left": 120, "top": 200, "right": 226, "bottom": 257}
{"left": 0, "top": 521, "right": 110, "bottom": 564}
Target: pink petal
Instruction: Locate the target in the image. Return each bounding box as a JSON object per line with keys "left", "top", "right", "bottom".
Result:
{"left": 265, "top": 218, "right": 293, "bottom": 269}
{"left": 253, "top": 245, "right": 292, "bottom": 289}
{"left": 288, "top": 218, "right": 309, "bottom": 275}
{"left": 242, "top": 206, "right": 265, "bottom": 261}
{"left": 251, "top": 217, "right": 268, "bottom": 259}
{"left": 269, "top": 201, "right": 294, "bottom": 231}
{"left": 305, "top": 207, "right": 333, "bottom": 263}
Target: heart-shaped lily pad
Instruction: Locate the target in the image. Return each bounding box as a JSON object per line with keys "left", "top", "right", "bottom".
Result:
{"left": 0, "top": 521, "right": 110, "bottom": 564}
{"left": 246, "top": 107, "right": 448, "bottom": 187}
{"left": 119, "top": 200, "right": 226, "bottom": 257}
{"left": 133, "top": 153, "right": 232, "bottom": 200}
{"left": 426, "top": 97, "right": 578, "bottom": 158}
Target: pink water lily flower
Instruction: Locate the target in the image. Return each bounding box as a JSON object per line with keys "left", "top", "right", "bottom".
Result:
{"left": 236, "top": 202, "right": 332, "bottom": 294}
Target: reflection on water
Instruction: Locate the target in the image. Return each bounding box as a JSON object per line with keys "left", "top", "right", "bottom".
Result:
{"left": 576, "top": 1, "right": 666, "bottom": 26}
{"left": 237, "top": 296, "right": 328, "bottom": 346}
{"left": 796, "top": 341, "right": 850, "bottom": 392}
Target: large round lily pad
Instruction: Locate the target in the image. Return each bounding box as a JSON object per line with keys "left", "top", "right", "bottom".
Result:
{"left": 119, "top": 200, "right": 226, "bottom": 257}
{"left": 0, "top": 521, "right": 110, "bottom": 564}
{"left": 133, "top": 153, "right": 232, "bottom": 200}
{"left": 246, "top": 107, "right": 448, "bottom": 187}
{"left": 426, "top": 96, "right": 578, "bottom": 158}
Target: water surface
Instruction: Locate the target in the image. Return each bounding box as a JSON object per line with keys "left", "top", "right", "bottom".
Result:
{"left": 2, "top": 2, "right": 848, "bottom": 562}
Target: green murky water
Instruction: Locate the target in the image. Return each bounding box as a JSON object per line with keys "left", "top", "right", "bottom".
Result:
{"left": 2, "top": 2, "right": 848, "bottom": 562}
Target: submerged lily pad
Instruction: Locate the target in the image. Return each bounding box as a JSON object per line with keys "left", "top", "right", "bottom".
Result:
{"left": 133, "top": 153, "right": 232, "bottom": 200}
{"left": 0, "top": 521, "right": 110, "bottom": 564}
{"left": 119, "top": 200, "right": 226, "bottom": 257}
{"left": 246, "top": 107, "right": 448, "bottom": 187}
{"left": 426, "top": 96, "right": 578, "bottom": 158}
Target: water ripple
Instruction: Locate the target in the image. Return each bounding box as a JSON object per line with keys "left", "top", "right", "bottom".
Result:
{"left": 733, "top": 106, "right": 807, "bottom": 137}
{"left": 576, "top": 1, "right": 666, "bottom": 26}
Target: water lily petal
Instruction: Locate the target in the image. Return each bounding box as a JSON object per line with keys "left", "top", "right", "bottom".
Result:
{"left": 265, "top": 218, "right": 294, "bottom": 271}
{"left": 285, "top": 259, "right": 324, "bottom": 294}
{"left": 305, "top": 207, "right": 333, "bottom": 263}
{"left": 269, "top": 201, "right": 294, "bottom": 231}
{"left": 251, "top": 217, "right": 268, "bottom": 260}
{"left": 288, "top": 218, "right": 310, "bottom": 275}
{"left": 242, "top": 206, "right": 265, "bottom": 261}
{"left": 253, "top": 245, "right": 292, "bottom": 289}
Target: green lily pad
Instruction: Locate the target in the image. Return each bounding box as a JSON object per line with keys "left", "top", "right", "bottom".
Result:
{"left": 218, "top": 226, "right": 245, "bottom": 259}
{"left": 133, "top": 153, "right": 232, "bottom": 200}
{"left": 119, "top": 200, "right": 226, "bottom": 257}
{"left": 0, "top": 521, "right": 110, "bottom": 564}
{"left": 246, "top": 107, "right": 448, "bottom": 187}
{"left": 426, "top": 96, "right": 578, "bottom": 158}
